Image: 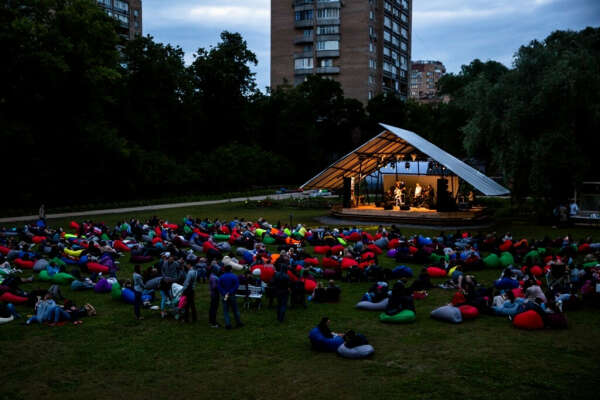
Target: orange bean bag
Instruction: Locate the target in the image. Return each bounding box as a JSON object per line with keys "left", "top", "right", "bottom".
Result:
{"left": 314, "top": 246, "right": 330, "bottom": 255}
{"left": 341, "top": 258, "right": 358, "bottom": 269}
{"left": 426, "top": 266, "right": 446, "bottom": 278}
{"left": 458, "top": 304, "right": 479, "bottom": 319}
{"left": 87, "top": 262, "right": 109, "bottom": 273}
{"left": 513, "top": 310, "right": 544, "bottom": 330}
{"left": 0, "top": 292, "right": 28, "bottom": 303}
{"left": 14, "top": 259, "right": 34, "bottom": 269}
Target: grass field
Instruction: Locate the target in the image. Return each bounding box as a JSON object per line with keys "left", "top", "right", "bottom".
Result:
{"left": 2, "top": 203, "right": 600, "bottom": 400}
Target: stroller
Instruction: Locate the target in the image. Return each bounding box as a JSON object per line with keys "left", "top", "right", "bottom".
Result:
{"left": 163, "top": 283, "right": 185, "bottom": 320}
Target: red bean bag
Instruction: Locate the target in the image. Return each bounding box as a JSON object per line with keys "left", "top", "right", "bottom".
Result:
{"left": 87, "top": 262, "right": 109, "bottom": 273}
{"left": 304, "top": 257, "right": 319, "bottom": 266}
{"left": 113, "top": 240, "right": 130, "bottom": 252}
{"left": 152, "top": 237, "right": 163, "bottom": 245}
{"left": 361, "top": 252, "right": 375, "bottom": 260}
{"left": 409, "top": 246, "right": 418, "bottom": 255}
{"left": 330, "top": 245, "right": 344, "bottom": 254}
{"left": 513, "top": 310, "right": 544, "bottom": 330}
{"left": 0, "top": 292, "right": 28, "bottom": 304}
{"left": 458, "top": 305, "right": 479, "bottom": 319}
{"left": 202, "top": 241, "right": 218, "bottom": 253}
{"left": 196, "top": 231, "right": 209, "bottom": 240}
{"left": 287, "top": 270, "right": 299, "bottom": 282}
{"left": 14, "top": 259, "right": 34, "bottom": 269}
{"left": 512, "top": 287, "right": 525, "bottom": 298}
{"left": 164, "top": 223, "right": 178, "bottom": 230}
{"left": 0, "top": 246, "right": 10, "bottom": 255}
{"left": 388, "top": 239, "right": 400, "bottom": 249}
{"left": 359, "top": 261, "right": 374, "bottom": 269}
{"left": 364, "top": 233, "right": 375, "bottom": 241}
{"left": 341, "top": 258, "right": 358, "bottom": 269}
{"left": 530, "top": 266, "right": 543, "bottom": 277}
{"left": 347, "top": 232, "right": 361, "bottom": 242}
{"left": 304, "top": 279, "right": 317, "bottom": 293}
{"left": 322, "top": 257, "right": 340, "bottom": 269}
{"left": 499, "top": 240, "right": 513, "bottom": 252}
{"left": 251, "top": 265, "right": 275, "bottom": 282}
{"left": 220, "top": 225, "right": 230, "bottom": 235}
{"left": 367, "top": 244, "right": 382, "bottom": 255}
{"left": 32, "top": 236, "right": 46, "bottom": 244}
{"left": 314, "top": 246, "right": 330, "bottom": 255}
{"left": 451, "top": 291, "right": 466, "bottom": 306}
{"left": 426, "top": 266, "right": 446, "bottom": 278}
{"left": 578, "top": 243, "right": 591, "bottom": 254}
{"left": 69, "top": 221, "right": 80, "bottom": 231}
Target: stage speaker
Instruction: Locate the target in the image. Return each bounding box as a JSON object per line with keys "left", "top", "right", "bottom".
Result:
{"left": 436, "top": 178, "right": 449, "bottom": 211}
{"left": 343, "top": 177, "right": 352, "bottom": 208}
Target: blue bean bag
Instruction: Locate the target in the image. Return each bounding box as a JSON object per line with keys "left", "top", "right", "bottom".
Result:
{"left": 308, "top": 327, "right": 344, "bottom": 352}
{"left": 121, "top": 288, "right": 135, "bottom": 305}
{"left": 337, "top": 344, "right": 374, "bottom": 359}
{"left": 355, "top": 298, "right": 388, "bottom": 311}
{"left": 430, "top": 305, "right": 463, "bottom": 323}
{"left": 392, "top": 265, "right": 413, "bottom": 279}
{"left": 494, "top": 277, "right": 519, "bottom": 290}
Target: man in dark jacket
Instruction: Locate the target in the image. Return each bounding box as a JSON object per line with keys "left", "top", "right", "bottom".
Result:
{"left": 217, "top": 264, "right": 243, "bottom": 329}
{"left": 272, "top": 265, "right": 291, "bottom": 322}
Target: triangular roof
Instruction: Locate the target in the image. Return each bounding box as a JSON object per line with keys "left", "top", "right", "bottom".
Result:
{"left": 300, "top": 123, "right": 510, "bottom": 196}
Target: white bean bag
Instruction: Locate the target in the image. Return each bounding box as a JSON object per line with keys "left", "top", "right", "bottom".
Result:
{"left": 33, "top": 259, "right": 49, "bottom": 272}
{"left": 430, "top": 305, "right": 463, "bottom": 323}
{"left": 0, "top": 315, "right": 14, "bottom": 325}
{"left": 337, "top": 344, "right": 374, "bottom": 359}
{"left": 355, "top": 298, "right": 388, "bottom": 311}
{"left": 222, "top": 256, "right": 244, "bottom": 271}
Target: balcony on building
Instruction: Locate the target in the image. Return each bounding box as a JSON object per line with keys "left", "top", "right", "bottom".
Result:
{"left": 294, "top": 51, "right": 314, "bottom": 59}
{"left": 316, "top": 18, "right": 340, "bottom": 26}
{"left": 294, "top": 68, "right": 315, "bottom": 75}
{"left": 294, "top": 0, "right": 314, "bottom": 6}
{"left": 295, "top": 34, "right": 314, "bottom": 44}
{"left": 315, "top": 66, "right": 340, "bottom": 74}
{"left": 295, "top": 19, "right": 314, "bottom": 28}
{"left": 316, "top": 1, "right": 341, "bottom": 8}
{"left": 316, "top": 50, "right": 339, "bottom": 58}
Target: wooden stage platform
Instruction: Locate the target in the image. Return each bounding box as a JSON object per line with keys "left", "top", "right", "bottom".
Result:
{"left": 331, "top": 205, "right": 490, "bottom": 226}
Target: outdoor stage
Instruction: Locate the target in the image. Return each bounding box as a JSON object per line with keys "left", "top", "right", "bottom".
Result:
{"left": 331, "top": 205, "right": 490, "bottom": 226}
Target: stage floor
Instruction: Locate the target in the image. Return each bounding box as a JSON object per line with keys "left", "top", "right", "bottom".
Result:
{"left": 331, "top": 205, "right": 490, "bottom": 226}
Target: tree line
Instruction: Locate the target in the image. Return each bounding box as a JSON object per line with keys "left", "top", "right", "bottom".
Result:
{"left": 1, "top": 0, "right": 598, "bottom": 213}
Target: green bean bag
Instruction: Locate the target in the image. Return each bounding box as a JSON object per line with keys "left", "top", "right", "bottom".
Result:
{"left": 213, "top": 234, "right": 230, "bottom": 242}
{"left": 583, "top": 261, "right": 598, "bottom": 269}
{"left": 38, "top": 270, "right": 50, "bottom": 281}
{"left": 263, "top": 236, "right": 276, "bottom": 245}
{"left": 429, "top": 253, "right": 443, "bottom": 264}
{"left": 284, "top": 228, "right": 292, "bottom": 236}
{"left": 483, "top": 253, "right": 501, "bottom": 268}
{"left": 524, "top": 250, "right": 540, "bottom": 264}
{"left": 337, "top": 237, "right": 347, "bottom": 246}
{"left": 379, "top": 309, "right": 416, "bottom": 324}
{"left": 499, "top": 252, "right": 514, "bottom": 267}
{"left": 51, "top": 257, "right": 66, "bottom": 268}
{"left": 255, "top": 228, "right": 266, "bottom": 237}
{"left": 101, "top": 233, "right": 110, "bottom": 241}
{"left": 111, "top": 281, "right": 122, "bottom": 300}
{"left": 292, "top": 232, "right": 304, "bottom": 240}
{"left": 51, "top": 272, "right": 74, "bottom": 284}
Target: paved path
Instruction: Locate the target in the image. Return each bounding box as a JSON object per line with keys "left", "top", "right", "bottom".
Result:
{"left": 316, "top": 216, "right": 493, "bottom": 230}
{"left": 0, "top": 191, "right": 328, "bottom": 224}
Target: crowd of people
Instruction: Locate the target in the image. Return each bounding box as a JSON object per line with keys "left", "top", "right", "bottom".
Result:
{"left": 1, "top": 215, "right": 599, "bottom": 338}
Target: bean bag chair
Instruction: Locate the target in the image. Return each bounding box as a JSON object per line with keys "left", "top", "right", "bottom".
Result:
{"left": 337, "top": 344, "right": 374, "bottom": 359}
{"left": 314, "top": 246, "right": 330, "bottom": 255}
{"left": 483, "top": 253, "right": 501, "bottom": 268}
{"left": 111, "top": 281, "right": 122, "bottom": 300}
{"left": 32, "top": 236, "right": 46, "bottom": 244}
{"left": 374, "top": 238, "right": 388, "bottom": 249}
{"left": 392, "top": 265, "right": 413, "bottom": 279}
{"left": 304, "top": 279, "right": 317, "bottom": 293}
{"left": 379, "top": 309, "right": 416, "bottom": 323}
{"left": 430, "top": 305, "right": 463, "bottom": 323}
{"left": 252, "top": 265, "right": 275, "bottom": 282}
{"left": 113, "top": 240, "right": 131, "bottom": 253}
{"left": 33, "top": 259, "right": 49, "bottom": 272}
{"left": 211, "top": 234, "right": 229, "bottom": 242}
{"left": 308, "top": 327, "right": 344, "bottom": 352}
{"left": 499, "top": 252, "right": 514, "bottom": 267}
{"left": 263, "top": 235, "right": 276, "bottom": 245}
{"left": 144, "top": 276, "right": 162, "bottom": 290}
{"left": 409, "top": 246, "right": 418, "bottom": 255}
{"left": 499, "top": 240, "right": 512, "bottom": 252}
{"left": 87, "top": 262, "right": 109, "bottom": 274}
{"left": 578, "top": 243, "right": 591, "bottom": 254}
{"left": 458, "top": 305, "right": 479, "bottom": 319}
{"left": 69, "top": 221, "right": 80, "bottom": 231}
{"left": 71, "top": 280, "right": 93, "bottom": 291}
{"left": 0, "top": 292, "right": 28, "bottom": 304}
{"left": 386, "top": 249, "right": 398, "bottom": 258}
{"left": 130, "top": 255, "right": 154, "bottom": 264}
{"left": 120, "top": 288, "right": 136, "bottom": 304}
{"left": 50, "top": 272, "right": 74, "bottom": 284}
{"left": 0, "top": 315, "right": 14, "bottom": 325}
{"left": 356, "top": 298, "right": 388, "bottom": 311}
{"left": 341, "top": 258, "right": 358, "bottom": 269}
{"left": 330, "top": 245, "right": 344, "bottom": 254}
{"left": 583, "top": 261, "right": 598, "bottom": 269}
{"left": 38, "top": 270, "right": 51, "bottom": 281}
{"left": 94, "top": 278, "right": 112, "bottom": 293}
{"left": 513, "top": 310, "right": 544, "bottom": 330}
{"left": 255, "top": 228, "right": 266, "bottom": 237}
{"left": 347, "top": 232, "right": 361, "bottom": 242}
{"left": 494, "top": 277, "right": 519, "bottom": 290}
{"left": 429, "top": 253, "right": 444, "bottom": 264}
{"left": 323, "top": 269, "right": 338, "bottom": 279}
{"left": 322, "top": 257, "right": 340, "bottom": 269}
{"left": 304, "top": 257, "right": 319, "bottom": 266}
{"left": 367, "top": 244, "right": 383, "bottom": 255}
{"left": 0, "top": 246, "right": 10, "bottom": 255}
{"left": 530, "top": 266, "right": 543, "bottom": 277}
{"left": 388, "top": 239, "right": 400, "bottom": 249}
{"left": 64, "top": 248, "right": 83, "bottom": 258}
{"left": 14, "top": 258, "right": 34, "bottom": 269}
{"left": 426, "top": 267, "right": 446, "bottom": 278}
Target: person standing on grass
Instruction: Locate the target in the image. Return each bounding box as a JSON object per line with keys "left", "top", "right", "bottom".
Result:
{"left": 208, "top": 265, "right": 221, "bottom": 328}
{"left": 133, "top": 265, "right": 144, "bottom": 320}
{"left": 273, "top": 264, "right": 290, "bottom": 322}
{"left": 181, "top": 261, "right": 198, "bottom": 323}
{"left": 218, "top": 264, "right": 243, "bottom": 329}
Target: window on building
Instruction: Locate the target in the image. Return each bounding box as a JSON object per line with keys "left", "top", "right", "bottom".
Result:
{"left": 320, "top": 59, "right": 334, "bottom": 67}
{"left": 97, "top": 0, "right": 111, "bottom": 6}
{"left": 369, "top": 10, "right": 374, "bottom": 20}
{"left": 317, "top": 25, "right": 339, "bottom": 35}
{"left": 401, "top": 27, "right": 408, "bottom": 38}
{"left": 114, "top": 0, "right": 128, "bottom": 12}
{"left": 401, "top": 13, "right": 408, "bottom": 23}
{"left": 295, "top": 57, "right": 313, "bottom": 69}
{"left": 393, "top": 7, "right": 399, "bottom": 17}
{"left": 304, "top": 29, "right": 313, "bottom": 37}
{"left": 384, "top": 2, "right": 392, "bottom": 12}
{"left": 383, "top": 46, "right": 391, "bottom": 57}
{"left": 369, "top": 42, "right": 375, "bottom": 53}
{"left": 368, "top": 75, "right": 375, "bottom": 85}
{"left": 369, "top": 59, "right": 376, "bottom": 69}
{"left": 401, "top": 41, "right": 407, "bottom": 51}
{"left": 392, "top": 21, "right": 399, "bottom": 34}
{"left": 368, "top": 91, "right": 373, "bottom": 100}
{"left": 295, "top": 10, "right": 313, "bottom": 21}
{"left": 426, "top": 72, "right": 432, "bottom": 77}
{"left": 383, "top": 30, "right": 391, "bottom": 42}
{"left": 317, "top": 8, "right": 339, "bottom": 19}
{"left": 134, "top": 10, "right": 139, "bottom": 18}
{"left": 317, "top": 40, "right": 339, "bottom": 50}
{"left": 402, "top": 0, "right": 408, "bottom": 9}
{"left": 384, "top": 16, "right": 391, "bottom": 28}
{"left": 392, "top": 36, "right": 399, "bottom": 47}
{"left": 303, "top": 44, "right": 313, "bottom": 53}
{"left": 400, "top": 56, "right": 408, "bottom": 70}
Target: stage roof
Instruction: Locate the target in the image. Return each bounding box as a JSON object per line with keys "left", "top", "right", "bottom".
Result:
{"left": 300, "top": 123, "right": 510, "bottom": 196}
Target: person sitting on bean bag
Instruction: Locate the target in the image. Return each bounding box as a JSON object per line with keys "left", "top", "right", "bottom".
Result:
{"left": 362, "top": 282, "right": 388, "bottom": 303}
{"left": 385, "top": 279, "right": 415, "bottom": 316}
{"left": 410, "top": 268, "right": 434, "bottom": 291}
{"left": 492, "top": 290, "right": 524, "bottom": 316}
{"left": 342, "top": 329, "right": 369, "bottom": 349}
{"left": 309, "top": 317, "right": 344, "bottom": 352}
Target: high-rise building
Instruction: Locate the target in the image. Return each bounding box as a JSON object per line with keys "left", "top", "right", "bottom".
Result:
{"left": 409, "top": 60, "right": 447, "bottom": 103}
{"left": 271, "top": 0, "right": 412, "bottom": 104}
{"left": 96, "top": 0, "right": 142, "bottom": 41}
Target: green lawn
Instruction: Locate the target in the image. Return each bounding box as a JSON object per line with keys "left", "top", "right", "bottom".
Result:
{"left": 1, "top": 203, "right": 600, "bottom": 400}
